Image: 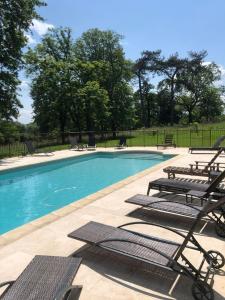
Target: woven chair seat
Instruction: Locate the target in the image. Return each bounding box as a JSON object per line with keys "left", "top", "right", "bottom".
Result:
{"left": 69, "top": 222, "right": 179, "bottom": 267}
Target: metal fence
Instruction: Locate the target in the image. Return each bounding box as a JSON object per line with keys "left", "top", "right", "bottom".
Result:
{"left": 1, "top": 129, "right": 225, "bottom": 159}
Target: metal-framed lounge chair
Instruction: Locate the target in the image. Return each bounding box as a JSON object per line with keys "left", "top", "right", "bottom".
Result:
{"left": 68, "top": 201, "right": 225, "bottom": 300}
{"left": 87, "top": 134, "right": 96, "bottom": 150}
{"left": 116, "top": 136, "right": 127, "bottom": 149}
{"left": 0, "top": 255, "right": 82, "bottom": 300}
{"left": 147, "top": 169, "right": 225, "bottom": 202}
{"left": 164, "top": 148, "right": 223, "bottom": 179}
{"left": 24, "top": 140, "right": 53, "bottom": 156}
{"left": 125, "top": 194, "right": 225, "bottom": 237}
{"left": 69, "top": 135, "right": 85, "bottom": 151}
{"left": 156, "top": 134, "right": 176, "bottom": 149}
{"left": 189, "top": 136, "right": 225, "bottom": 153}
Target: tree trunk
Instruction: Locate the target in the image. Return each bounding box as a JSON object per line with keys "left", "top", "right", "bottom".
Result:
{"left": 147, "top": 98, "right": 150, "bottom": 127}
{"left": 170, "top": 82, "right": 175, "bottom": 125}
{"left": 138, "top": 73, "right": 145, "bottom": 127}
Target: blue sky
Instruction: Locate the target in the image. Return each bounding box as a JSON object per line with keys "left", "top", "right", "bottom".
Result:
{"left": 19, "top": 0, "right": 225, "bottom": 123}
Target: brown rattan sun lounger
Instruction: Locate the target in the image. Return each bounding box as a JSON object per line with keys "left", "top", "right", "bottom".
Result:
{"left": 164, "top": 148, "right": 223, "bottom": 179}
{"left": 147, "top": 169, "right": 225, "bottom": 201}
{"left": 0, "top": 255, "right": 82, "bottom": 300}
{"left": 69, "top": 135, "right": 85, "bottom": 151}
{"left": 189, "top": 136, "right": 225, "bottom": 153}
{"left": 116, "top": 136, "right": 127, "bottom": 149}
{"left": 156, "top": 134, "right": 176, "bottom": 149}
{"left": 68, "top": 199, "right": 225, "bottom": 299}
{"left": 87, "top": 134, "right": 96, "bottom": 150}
{"left": 24, "top": 140, "right": 54, "bottom": 156}
{"left": 125, "top": 194, "right": 225, "bottom": 237}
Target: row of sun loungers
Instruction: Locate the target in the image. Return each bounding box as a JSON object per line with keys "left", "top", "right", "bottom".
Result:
{"left": 1, "top": 148, "right": 225, "bottom": 299}
{"left": 24, "top": 136, "right": 127, "bottom": 155}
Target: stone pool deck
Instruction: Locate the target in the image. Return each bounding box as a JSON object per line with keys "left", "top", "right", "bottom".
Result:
{"left": 0, "top": 147, "right": 225, "bottom": 299}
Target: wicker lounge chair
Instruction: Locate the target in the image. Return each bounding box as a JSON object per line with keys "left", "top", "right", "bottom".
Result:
{"left": 147, "top": 169, "right": 225, "bottom": 202}
{"left": 0, "top": 255, "right": 82, "bottom": 300}
{"left": 156, "top": 134, "right": 176, "bottom": 149}
{"left": 189, "top": 136, "right": 225, "bottom": 153}
{"left": 87, "top": 134, "right": 96, "bottom": 150}
{"left": 125, "top": 194, "right": 225, "bottom": 237}
{"left": 68, "top": 200, "right": 225, "bottom": 300}
{"left": 69, "top": 135, "right": 85, "bottom": 151}
{"left": 24, "top": 140, "right": 53, "bottom": 156}
{"left": 116, "top": 136, "right": 127, "bottom": 149}
{"left": 164, "top": 148, "right": 223, "bottom": 179}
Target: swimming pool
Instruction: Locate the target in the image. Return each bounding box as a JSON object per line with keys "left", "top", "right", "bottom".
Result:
{"left": 0, "top": 151, "right": 173, "bottom": 234}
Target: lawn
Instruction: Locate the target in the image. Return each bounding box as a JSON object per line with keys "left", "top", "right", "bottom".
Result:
{"left": 1, "top": 122, "right": 225, "bottom": 159}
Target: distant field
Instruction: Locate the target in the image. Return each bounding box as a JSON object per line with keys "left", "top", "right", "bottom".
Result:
{"left": 1, "top": 121, "right": 225, "bottom": 159}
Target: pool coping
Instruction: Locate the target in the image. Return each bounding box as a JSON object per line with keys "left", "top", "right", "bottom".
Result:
{"left": 0, "top": 150, "right": 184, "bottom": 248}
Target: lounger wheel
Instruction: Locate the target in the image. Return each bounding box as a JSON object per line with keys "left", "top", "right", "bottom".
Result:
{"left": 215, "top": 221, "right": 225, "bottom": 238}
{"left": 192, "top": 280, "right": 214, "bottom": 300}
{"left": 207, "top": 250, "right": 225, "bottom": 269}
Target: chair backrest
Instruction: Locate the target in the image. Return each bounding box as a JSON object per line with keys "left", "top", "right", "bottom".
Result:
{"left": 212, "top": 136, "right": 225, "bottom": 148}
{"left": 119, "top": 136, "right": 126, "bottom": 145}
{"left": 24, "top": 140, "right": 36, "bottom": 154}
{"left": 164, "top": 134, "right": 173, "bottom": 144}
{"left": 69, "top": 135, "right": 78, "bottom": 147}
{"left": 88, "top": 135, "right": 96, "bottom": 146}
{"left": 174, "top": 196, "right": 225, "bottom": 261}
{"left": 206, "top": 169, "right": 225, "bottom": 193}
{"left": 207, "top": 148, "right": 223, "bottom": 167}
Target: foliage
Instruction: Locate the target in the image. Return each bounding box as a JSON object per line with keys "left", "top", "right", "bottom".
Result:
{"left": 0, "top": 0, "right": 46, "bottom": 121}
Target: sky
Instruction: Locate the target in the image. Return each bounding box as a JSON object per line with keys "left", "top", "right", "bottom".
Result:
{"left": 19, "top": 0, "right": 225, "bottom": 123}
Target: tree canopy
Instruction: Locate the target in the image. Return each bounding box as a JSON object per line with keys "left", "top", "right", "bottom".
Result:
{"left": 0, "top": 0, "right": 46, "bottom": 121}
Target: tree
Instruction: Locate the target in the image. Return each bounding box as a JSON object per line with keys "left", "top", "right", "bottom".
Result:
{"left": 0, "top": 0, "right": 46, "bottom": 121}
{"left": 76, "top": 81, "right": 109, "bottom": 132}
{"left": 74, "top": 28, "right": 134, "bottom": 135}
{"left": 26, "top": 28, "right": 76, "bottom": 142}
{"left": 154, "top": 53, "right": 186, "bottom": 125}
{"left": 26, "top": 28, "right": 112, "bottom": 140}
{"left": 178, "top": 51, "right": 221, "bottom": 123}
{"left": 133, "top": 50, "right": 161, "bottom": 127}
{"left": 199, "top": 86, "right": 224, "bottom": 122}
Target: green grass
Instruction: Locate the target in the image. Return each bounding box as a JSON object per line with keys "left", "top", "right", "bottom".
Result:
{"left": 1, "top": 121, "right": 225, "bottom": 159}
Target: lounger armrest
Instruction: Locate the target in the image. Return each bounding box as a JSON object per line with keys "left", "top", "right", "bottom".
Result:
{"left": 118, "top": 221, "right": 187, "bottom": 239}
{"left": 0, "top": 281, "right": 14, "bottom": 288}
{"left": 55, "top": 284, "right": 83, "bottom": 300}
{"left": 189, "top": 163, "right": 209, "bottom": 170}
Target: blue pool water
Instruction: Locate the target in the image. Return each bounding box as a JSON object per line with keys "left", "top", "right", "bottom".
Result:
{"left": 0, "top": 152, "right": 173, "bottom": 234}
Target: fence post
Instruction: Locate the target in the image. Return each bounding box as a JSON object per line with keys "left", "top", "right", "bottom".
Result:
{"left": 210, "top": 129, "right": 212, "bottom": 146}
{"left": 190, "top": 130, "right": 191, "bottom": 147}
{"left": 202, "top": 130, "right": 203, "bottom": 146}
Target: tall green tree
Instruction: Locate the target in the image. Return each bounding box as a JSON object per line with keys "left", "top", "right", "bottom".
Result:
{"left": 133, "top": 50, "right": 161, "bottom": 127}
{"left": 154, "top": 53, "right": 186, "bottom": 125}
{"left": 26, "top": 27, "right": 112, "bottom": 140}
{"left": 74, "top": 28, "right": 135, "bottom": 135}
{"left": 26, "top": 28, "right": 76, "bottom": 141}
{"left": 0, "top": 0, "right": 46, "bottom": 120}
{"left": 178, "top": 51, "right": 221, "bottom": 123}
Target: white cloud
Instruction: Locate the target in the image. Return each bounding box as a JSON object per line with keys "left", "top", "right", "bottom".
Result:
{"left": 25, "top": 33, "right": 36, "bottom": 45}
{"left": 30, "top": 19, "right": 54, "bottom": 36}
{"left": 216, "top": 65, "right": 225, "bottom": 86}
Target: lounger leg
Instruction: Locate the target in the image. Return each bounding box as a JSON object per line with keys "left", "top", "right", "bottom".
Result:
{"left": 147, "top": 183, "right": 151, "bottom": 195}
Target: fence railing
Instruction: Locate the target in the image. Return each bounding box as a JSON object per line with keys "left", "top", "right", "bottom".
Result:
{"left": 1, "top": 129, "right": 225, "bottom": 159}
